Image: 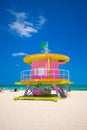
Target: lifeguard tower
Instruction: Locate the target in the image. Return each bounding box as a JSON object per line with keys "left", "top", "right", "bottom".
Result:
{"left": 14, "top": 42, "right": 73, "bottom": 101}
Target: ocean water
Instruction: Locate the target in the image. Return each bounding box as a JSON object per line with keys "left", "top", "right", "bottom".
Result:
{"left": 0, "top": 85, "right": 87, "bottom": 91}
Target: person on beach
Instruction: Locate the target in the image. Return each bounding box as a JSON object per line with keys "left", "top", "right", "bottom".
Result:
{"left": 14, "top": 88, "right": 18, "bottom": 92}
{"left": 10, "top": 88, "right": 19, "bottom": 92}
{"left": 0, "top": 88, "right": 6, "bottom": 92}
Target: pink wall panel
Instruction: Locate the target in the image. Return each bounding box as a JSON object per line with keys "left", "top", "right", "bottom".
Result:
{"left": 31, "top": 60, "right": 60, "bottom": 78}
{"left": 32, "top": 60, "right": 48, "bottom": 78}
{"left": 50, "top": 60, "right": 60, "bottom": 78}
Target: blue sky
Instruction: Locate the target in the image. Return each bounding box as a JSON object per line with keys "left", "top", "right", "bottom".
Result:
{"left": 0, "top": 0, "right": 87, "bottom": 85}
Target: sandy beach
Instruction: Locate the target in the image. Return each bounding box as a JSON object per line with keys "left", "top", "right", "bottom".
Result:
{"left": 0, "top": 91, "right": 87, "bottom": 130}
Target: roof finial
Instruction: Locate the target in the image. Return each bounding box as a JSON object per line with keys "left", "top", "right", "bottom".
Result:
{"left": 41, "top": 41, "right": 50, "bottom": 53}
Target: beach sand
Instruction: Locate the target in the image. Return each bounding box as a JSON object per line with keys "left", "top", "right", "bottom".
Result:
{"left": 0, "top": 91, "right": 87, "bottom": 130}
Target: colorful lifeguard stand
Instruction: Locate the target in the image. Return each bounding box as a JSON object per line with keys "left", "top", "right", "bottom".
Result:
{"left": 15, "top": 43, "right": 72, "bottom": 85}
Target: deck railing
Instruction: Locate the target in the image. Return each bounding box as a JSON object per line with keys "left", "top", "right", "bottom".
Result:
{"left": 21, "top": 69, "right": 70, "bottom": 81}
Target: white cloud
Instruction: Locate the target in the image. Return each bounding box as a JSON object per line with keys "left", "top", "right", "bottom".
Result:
{"left": 38, "top": 16, "right": 46, "bottom": 26}
{"left": 9, "top": 21, "right": 37, "bottom": 37}
{"left": 12, "top": 52, "right": 28, "bottom": 56}
{"left": 8, "top": 10, "right": 46, "bottom": 37}
{"left": 9, "top": 10, "right": 27, "bottom": 21}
